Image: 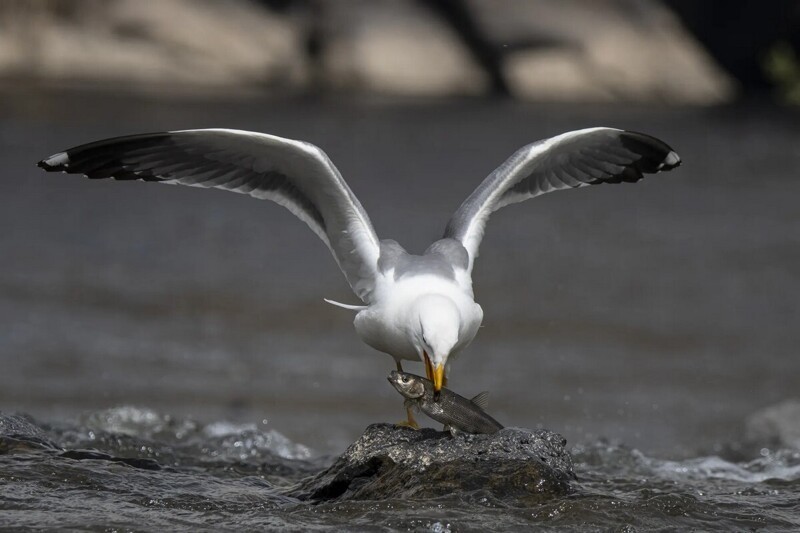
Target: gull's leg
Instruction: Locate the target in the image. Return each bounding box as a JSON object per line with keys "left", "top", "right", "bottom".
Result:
{"left": 394, "top": 360, "right": 420, "bottom": 429}
{"left": 402, "top": 405, "right": 420, "bottom": 429}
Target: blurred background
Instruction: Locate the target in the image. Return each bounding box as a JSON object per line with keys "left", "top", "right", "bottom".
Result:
{"left": 1, "top": 0, "right": 798, "bottom": 457}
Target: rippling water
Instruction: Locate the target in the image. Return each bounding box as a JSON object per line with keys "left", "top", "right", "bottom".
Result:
{"left": 2, "top": 407, "right": 799, "bottom": 530}
{"left": 1, "top": 90, "right": 799, "bottom": 529}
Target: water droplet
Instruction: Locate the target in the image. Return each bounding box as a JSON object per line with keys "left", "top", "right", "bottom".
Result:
{"left": 430, "top": 522, "right": 451, "bottom": 533}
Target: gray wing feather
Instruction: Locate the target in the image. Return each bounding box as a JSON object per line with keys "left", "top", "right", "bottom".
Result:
{"left": 38, "top": 129, "right": 381, "bottom": 302}
{"left": 444, "top": 127, "right": 681, "bottom": 272}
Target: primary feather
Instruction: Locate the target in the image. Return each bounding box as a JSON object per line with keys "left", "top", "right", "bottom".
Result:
{"left": 444, "top": 127, "right": 681, "bottom": 272}
{"left": 38, "top": 129, "right": 381, "bottom": 302}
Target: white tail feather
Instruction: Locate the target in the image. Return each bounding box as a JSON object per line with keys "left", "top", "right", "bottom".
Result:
{"left": 324, "top": 298, "right": 367, "bottom": 311}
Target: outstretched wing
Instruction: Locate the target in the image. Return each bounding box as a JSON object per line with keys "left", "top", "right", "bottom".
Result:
{"left": 443, "top": 128, "right": 681, "bottom": 272}
{"left": 38, "top": 129, "right": 381, "bottom": 302}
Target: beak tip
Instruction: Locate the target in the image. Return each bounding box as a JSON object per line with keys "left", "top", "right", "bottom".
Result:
{"left": 432, "top": 363, "right": 445, "bottom": 401}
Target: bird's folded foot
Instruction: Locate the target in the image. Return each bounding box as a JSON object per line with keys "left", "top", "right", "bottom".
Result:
{"left": 395, "top": 419, "right": 420, "bottom": 430}
{"left": 395, "top": 407, "right": 420, "bottom": 430}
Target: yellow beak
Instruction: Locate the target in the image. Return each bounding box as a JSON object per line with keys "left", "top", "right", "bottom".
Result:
{"left": 423, "top": 351, "right": 446, "bottom": 399}
{"left": 433, "top": 363, "right": 445, "bottom": 394}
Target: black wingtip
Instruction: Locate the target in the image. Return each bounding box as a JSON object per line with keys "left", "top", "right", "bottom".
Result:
{"left": 37, "top": 151, "right": 70, "bottom": 172}
{"left": 619, "top": 131, "right": 681, "bottom": 174}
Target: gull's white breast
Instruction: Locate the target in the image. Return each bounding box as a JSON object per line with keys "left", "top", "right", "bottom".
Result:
{"left": 353, "top": 270, "right": 483, "bottom": 363}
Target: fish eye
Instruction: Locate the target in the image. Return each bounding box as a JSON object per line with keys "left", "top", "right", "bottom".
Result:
{"left": 401, "top": 376, "right": 409, "bottom": 383}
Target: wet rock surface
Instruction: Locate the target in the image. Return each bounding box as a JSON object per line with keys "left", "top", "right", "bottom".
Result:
{"left": 0, "top": 413, "right": 61, "bottom": 453}
{"left": 290, "top": 423, "right": 575, "bottom": 503}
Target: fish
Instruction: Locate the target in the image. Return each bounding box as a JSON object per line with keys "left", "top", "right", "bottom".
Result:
{"left": 387, "top": 370, "right": 503, "bottom": 435}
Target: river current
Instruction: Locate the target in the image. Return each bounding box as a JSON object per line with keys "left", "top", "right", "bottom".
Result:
{"left": 1, "top": 91, "right": 798, "bottom": 529}
{"left": 2, "top": 407, "right": 799, "bottom": 530}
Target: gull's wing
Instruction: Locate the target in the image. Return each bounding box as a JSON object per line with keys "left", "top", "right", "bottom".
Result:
{"left": 443, "top": 127, "right": 681, "bottom": 272}
{"left": 38, "top": 128, "right": 381, "bottom": 302}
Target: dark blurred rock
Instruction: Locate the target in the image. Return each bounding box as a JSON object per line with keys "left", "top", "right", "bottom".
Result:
{"left": 0, "top": 0, "right": 306, "bottom": 96}
{"left": 666, "top": 0, "right": 800, "bottom": 96}
{"left": 0, "top": 413, "right": 61, "bottom": 454}
{"left": 745, "top": 399, "right": 800, "bottom": 450}
{"left": 0, "top": 0, "right": 731, "bottom": 103}
{"left": 320, "top": 0, "right": 732, "bottom": 103}
{"left": 289, "top": 423, "right": 574, "bottom": 503}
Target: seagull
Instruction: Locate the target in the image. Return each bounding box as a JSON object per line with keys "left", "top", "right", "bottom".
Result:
{"left": 38, "top": 127, "right": 680, "bottom": 427}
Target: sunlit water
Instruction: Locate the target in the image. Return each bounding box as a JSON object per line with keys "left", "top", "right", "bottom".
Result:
{"left": 0, "top": 91, "right": 799, "bottom": 528}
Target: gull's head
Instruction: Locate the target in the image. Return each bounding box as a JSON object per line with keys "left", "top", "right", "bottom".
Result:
{"left": 411, "top": 294, "right": 461, "bottom": 398}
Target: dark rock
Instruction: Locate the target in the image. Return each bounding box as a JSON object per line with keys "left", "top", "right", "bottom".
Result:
{"left": 59, "top": 449, "right": 162, "bottom": 471}
{"left": 0, "top": 413, "right": 161, "bottom": 470}
{"left": 0, "top": 413, "right": 61, "bottom": 454}
{"left": 289, "top": 423, "right": 574, "bottom": 504}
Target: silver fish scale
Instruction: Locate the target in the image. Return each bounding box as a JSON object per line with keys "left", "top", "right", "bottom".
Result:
{"left": 420, "top": 387, "right": 503, "bottom": 434}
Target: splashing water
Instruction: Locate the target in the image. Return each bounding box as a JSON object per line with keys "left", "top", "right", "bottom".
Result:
{"left": 1, "top": 408, "right": 799, "bottom": 531}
